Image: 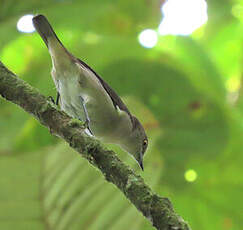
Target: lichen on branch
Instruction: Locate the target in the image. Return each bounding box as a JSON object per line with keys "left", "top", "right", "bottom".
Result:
{"left": 0, "top": 61, "right": 191, "bottom": 230}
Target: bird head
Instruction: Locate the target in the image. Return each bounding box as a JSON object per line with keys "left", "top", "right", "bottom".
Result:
{"left": 121, "top": 116, "right": 148, "bottom": 170}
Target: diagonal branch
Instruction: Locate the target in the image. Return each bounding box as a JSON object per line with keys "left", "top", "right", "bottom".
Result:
{"left": 0, "top": 61, "right": 190, "bottom": 230}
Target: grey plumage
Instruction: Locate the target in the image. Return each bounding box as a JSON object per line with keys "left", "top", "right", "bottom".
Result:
{"left": 32, "top": 14, "right": 148, "bottom": 170}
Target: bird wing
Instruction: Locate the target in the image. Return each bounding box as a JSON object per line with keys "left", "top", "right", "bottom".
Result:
{"left": 76, "top": 58, "right": 135, "bottom": 126}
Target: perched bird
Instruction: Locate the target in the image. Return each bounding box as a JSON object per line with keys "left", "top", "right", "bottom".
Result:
{"left": 32, "top": 14, "right": 148, "bottom": 170}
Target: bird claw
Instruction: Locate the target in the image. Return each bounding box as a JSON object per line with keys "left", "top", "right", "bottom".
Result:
{"left": 47, "top": 96, "right": 55, "bottom": 104}
{"left": 83, "top": 119, "right": 93, "bottom": 136}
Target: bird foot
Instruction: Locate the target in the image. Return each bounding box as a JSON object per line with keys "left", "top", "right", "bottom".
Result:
{"left": 83, "top": 120, "right": 93, "bottom": 136}
{"left": 68, "top": 119, "right": 93, "bottom": 136}
{"left": 47, "top": 96, "right": 55, "bottom": 104}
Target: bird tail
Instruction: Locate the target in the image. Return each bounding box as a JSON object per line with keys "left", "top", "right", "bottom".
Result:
{"left": 32, "top": 14, "right": 62, "bottom": 49}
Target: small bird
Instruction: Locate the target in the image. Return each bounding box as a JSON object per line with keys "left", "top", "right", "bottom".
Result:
{"left": 32, "top": 15, "right": 148, "bottom": 170}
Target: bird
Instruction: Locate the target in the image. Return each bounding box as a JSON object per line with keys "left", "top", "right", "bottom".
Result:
{"left": 32, "top": 14, "right": 148, "bottom": 170}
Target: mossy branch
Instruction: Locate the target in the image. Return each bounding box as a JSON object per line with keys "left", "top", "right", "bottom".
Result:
{"left": 0, "top": 61, "right": 190, "bottom": 230}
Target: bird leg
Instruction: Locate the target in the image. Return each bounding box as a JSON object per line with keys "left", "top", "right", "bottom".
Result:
{"left": 47, "top": 95, "right": 55, "bottom": 104}
{"left": 56, "top": 92, "right": 60, "bottom": 105}
{"left": 80, "top": 96, "right": 93, "bottom": 135}
{"left": 47, "top": 92, "right": 60, "bottom": 105}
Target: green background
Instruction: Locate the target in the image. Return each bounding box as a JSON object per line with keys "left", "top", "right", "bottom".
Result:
{"left": 0, "top": 0, "right": 243, "bottom": 229}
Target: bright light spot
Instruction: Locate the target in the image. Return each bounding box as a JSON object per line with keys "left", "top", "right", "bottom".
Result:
{"left": 184, "top": 169, "right": 197, "bottom": 182}
{"left": 232, "top": 4, "right": 243, "bottom": 21}
{"left": 17, "top": 14, "right": 35, "bottom": 33}
{"left": 159, "top": 0, "right": 208, "bottom": 36}
{"left": 83, "top": 32, "right": 100, "bottom": 45}
{"left": 138, "top": 29, "right": 158, "bottom": 48}
{"left": 226, "top": 78, "right": 241, "bottom": 93}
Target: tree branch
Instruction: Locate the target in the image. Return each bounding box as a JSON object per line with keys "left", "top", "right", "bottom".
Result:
{"left": 0, "top": 61, "right": 190, "bottom": 230}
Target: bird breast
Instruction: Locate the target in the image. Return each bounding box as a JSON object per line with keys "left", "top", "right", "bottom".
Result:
{"left": 51, "top": 66, "right": 132, "bottom": 144}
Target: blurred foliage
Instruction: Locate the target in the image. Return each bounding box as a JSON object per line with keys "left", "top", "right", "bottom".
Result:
{"left": 0, "top": 0, "right": 243, "bottom": 229}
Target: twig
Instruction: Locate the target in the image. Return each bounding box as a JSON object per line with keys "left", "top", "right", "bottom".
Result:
{"left": 0, "top": 61, "right": 190, "bottom": 230}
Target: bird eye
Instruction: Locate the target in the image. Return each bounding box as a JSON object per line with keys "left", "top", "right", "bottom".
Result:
{"left": 143, "top": 139, "right": 148, "bottom": 146}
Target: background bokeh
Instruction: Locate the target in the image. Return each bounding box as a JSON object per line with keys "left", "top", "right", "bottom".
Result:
{"left": 0, "top": 0, "right": 243, "bottom": 229}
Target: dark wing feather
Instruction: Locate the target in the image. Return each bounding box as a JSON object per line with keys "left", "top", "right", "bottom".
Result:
{"left": 76, "top": 58, "right": 134, "bottom": 125}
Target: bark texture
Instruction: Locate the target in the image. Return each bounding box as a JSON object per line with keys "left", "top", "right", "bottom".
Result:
{"left": 0, "top": 61, "right": 191, "bottom": 230}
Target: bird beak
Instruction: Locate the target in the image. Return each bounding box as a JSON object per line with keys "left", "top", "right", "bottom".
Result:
{"left": 139, "top": 160, "right": 144, "bottom": 171}
{"left": 139, "top": 152, "right": 144, "bottom": 171}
